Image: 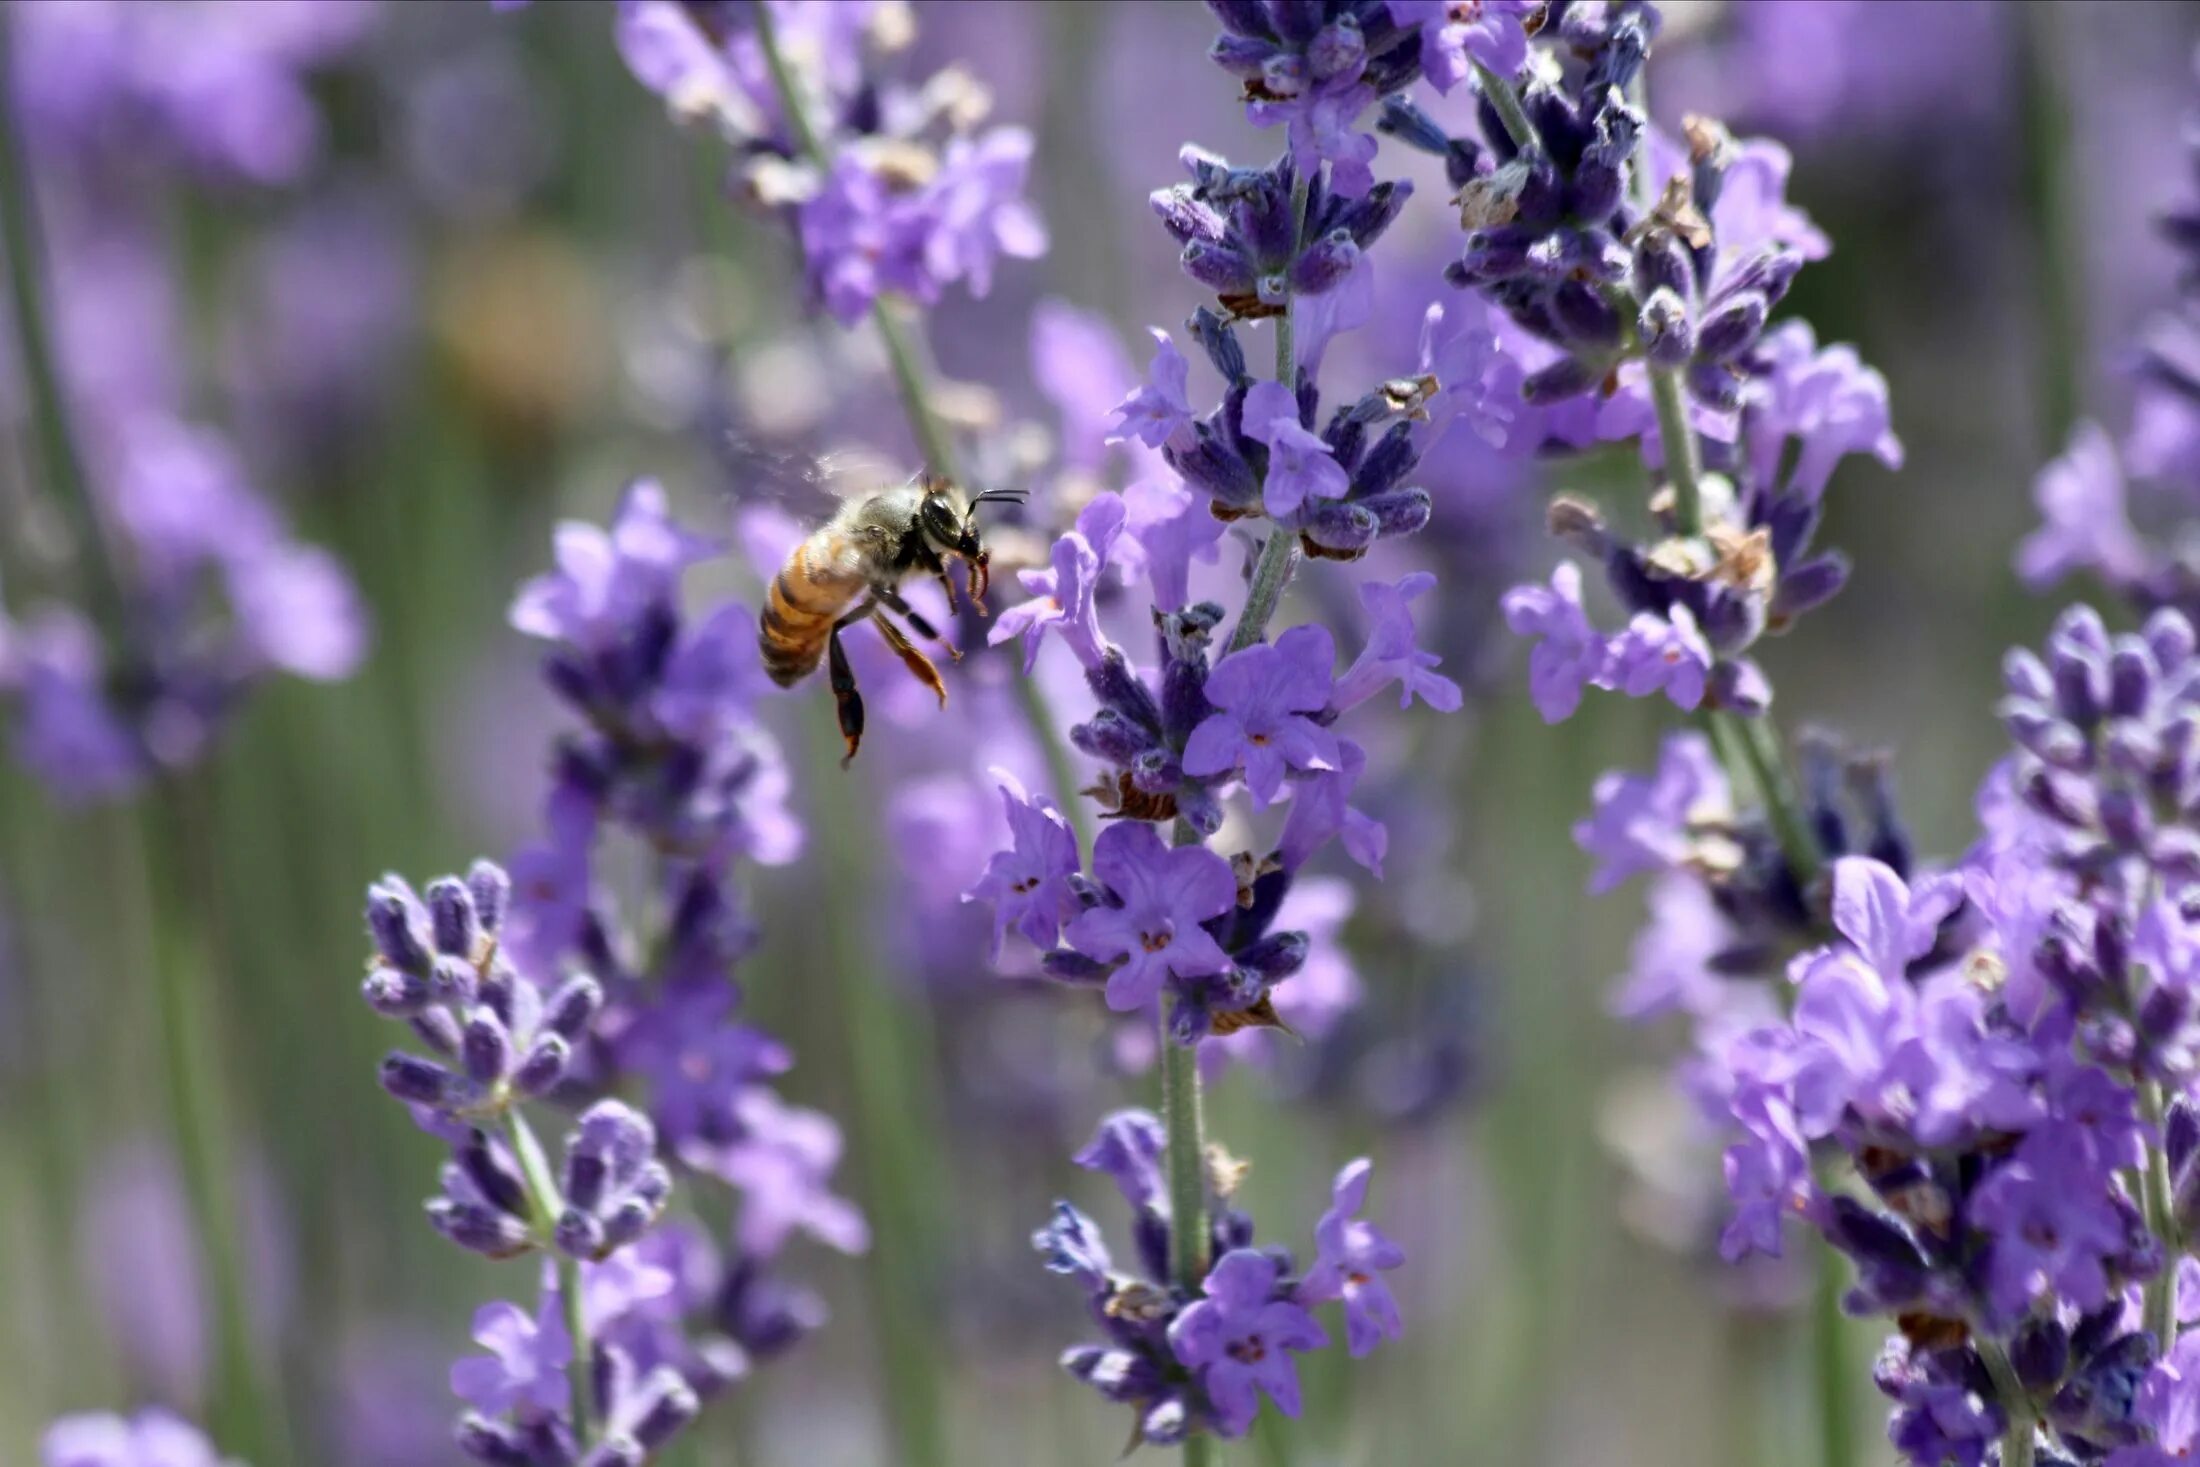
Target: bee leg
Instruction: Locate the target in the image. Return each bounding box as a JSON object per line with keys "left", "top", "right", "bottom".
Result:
{"left": 827, "top": 620, "right": 865, "bottom": 767}
{"left": 872, "top": 614, "right": 949, "bottom": 708}
{"left": 936, "top": 568, "right": 960, "bottom": 615}
{"left": 878, "top": 589, "right": 960, "bottom": 662}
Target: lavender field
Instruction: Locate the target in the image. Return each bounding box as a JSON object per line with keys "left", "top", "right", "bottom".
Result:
{"left": 6, "top": 2, "right": 2200, "bottom": 1464}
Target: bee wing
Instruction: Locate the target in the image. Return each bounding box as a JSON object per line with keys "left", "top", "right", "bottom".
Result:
{"left": 718, "top": 433, "right": 910, "bottom": 520}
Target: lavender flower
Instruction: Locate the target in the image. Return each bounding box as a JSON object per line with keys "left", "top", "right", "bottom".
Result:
{"left": 41, "top": 1411, "right": 234, "bottom": 1467}
{"left": 596, "top": 0, "right": 1045, "bottom": 325}
{"left": 1036, "top": 1111, "right": 1401, "bottom": 1445}
{"left": 1062, "top": 823, "right": 1239, "bottom": 1014}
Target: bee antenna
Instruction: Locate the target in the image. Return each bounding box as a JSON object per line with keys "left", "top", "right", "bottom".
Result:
{"left": 968, "top": 488, "right": 1027, "bottom": 509}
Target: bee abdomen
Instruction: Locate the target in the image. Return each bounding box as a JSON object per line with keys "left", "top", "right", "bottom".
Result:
{"left": 757, "top": 541, "right": 855, "bottom": 686}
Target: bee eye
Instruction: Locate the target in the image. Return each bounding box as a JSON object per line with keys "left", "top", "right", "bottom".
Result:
{"left": 922, "top": 500, "right": 958, "bottom": 539}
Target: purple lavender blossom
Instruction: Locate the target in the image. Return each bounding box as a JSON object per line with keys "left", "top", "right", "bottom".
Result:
{"left": 964, "top": 769, "right": 1082, "bottom": 958}
{"left": 1110, "top": 328, "right": 1197, "bottom": 453}
{"left": 41, "top": 1410, "right": 230, "bottom": 1467}
{"left": 1168, "top": 1250, "right": 1329, "bottom": 1435}
{"left": 1242, "top": 380, "right": 1350, "bottom": 518}
{"left": 1500, "top": 563, "right": 1603, "bottom": 723}
{"left": 1385, "top": 0, "right": 1537, "bottom": 90}
{"left": 451, "top": 1296, "right": 572, "bottom": 1419}
{"left": 988, "top": 496, "right": 1126, "bottom": 673}
{"left": 1574, "top": 732, "right": 1729, "bottom": 895}
{"left": 1183, "top": 625, "right": 1341, "bottom": 806}
{"left": 1296, "top": 1159, "right": 1404, "bottom": 1357}
{"left": 2019, "top": 422, "right": 2149, "bottom": 591}
{"left": 1332, "top": 573, "right": 1462, "bottom": 712}
{"left": 1064, "top": 823, "right": 1239, "bottom": 1013}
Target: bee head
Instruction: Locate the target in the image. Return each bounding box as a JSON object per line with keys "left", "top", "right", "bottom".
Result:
{"left": 924, "top": 478, "right": 1024, "bottom": 605}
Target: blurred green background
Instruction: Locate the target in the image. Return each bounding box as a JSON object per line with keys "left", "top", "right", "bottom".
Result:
{"left": 4, "top": 1, "right": 2199, "bottom": 1463}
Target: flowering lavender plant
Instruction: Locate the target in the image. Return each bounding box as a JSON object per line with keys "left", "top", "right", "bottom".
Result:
{"left": 951, "top": 1, "right": 1533, "bottom": 1451}
{"left": 351, "top": 480, "right": 861, "bottom": 1462}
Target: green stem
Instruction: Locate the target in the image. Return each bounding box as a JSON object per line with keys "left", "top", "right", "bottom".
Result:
{"left": 1160, "top": 1023, "right": 1210, "bottom": 1288}
{"left": 1470, "top": 61, "right": 1541, "bottom": 156}
{"left": 1647, "top": 362, "right": 1705, "bottom": 538}
{"left": 1735, "top": 713, "right": 1821, "bottom": 887}
{"left": 1228, "top": 529, "right": 1302, "bottom": 656}
{"left": 1273, "top": 173, "right": 1312, "bottom": 385}
{"left": 0, "top": 19, "right": 127, "bottom": 636}
{"left": 2141, "top": 1077, "right": 2180, "bottom": 1345}
{"left": 139, "top": 785, "right": 288, "bottom": 1463}
{"left": 1811, "top": 1245, "right": 1856, "bottom": 1467}
{"left": 507, "top": 1108, "right": 592, "bottom": 1441}
{"left": 1978, "top": 1340, "right": 2035, "bottom": 1467}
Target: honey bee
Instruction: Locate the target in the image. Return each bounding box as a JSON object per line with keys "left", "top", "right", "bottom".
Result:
{"left": 756, "top": 468, "right": 1023, "bottom": 765}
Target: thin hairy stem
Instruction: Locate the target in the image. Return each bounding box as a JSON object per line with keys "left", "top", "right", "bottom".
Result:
{"left": 1979, "top": 1339, "right": 2036, "bottom": 1467}
{"left": 1647, "top": 364, "right": 1706, "bottom": 539}
{"left": 1471, "top": 61, "right": 1541, "bottom": 156}
{"left": 2141, "top": 1077, "right": 2180, "bottom": 1346}
{"left": 507, "top": 1107, "right": 592, "bottom": 1441}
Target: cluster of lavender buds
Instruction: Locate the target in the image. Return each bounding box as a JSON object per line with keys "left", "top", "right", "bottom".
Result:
{"left": 365, "top": 859, "right": 710, "bottom": 1466}
{"left": 606, "top": 0, "right": 1043, "bottom": 325}
{"left": 954, "top": 1, "right": 1545, "bottom": 1447}
{"left": 354, "top": 483, "right": 861, "bottom": 1463}
{"left": 1699, "top": 603, "right": 2200, "bottom": 1466}
{"left": 1358, "top": 1, "right": 1899, "bottom": 724}
{"left": 2021, "top": 54, "right": 2200, "bottom": 617}
{"left": 0, "top": 2, "right": 372, "bottom": 800}
{"left": 1036, "top": 1112, "right": 1401, "bottom": 1445}
{"left": 1396, "top": 2, "right": 2083, "bottom": 1462}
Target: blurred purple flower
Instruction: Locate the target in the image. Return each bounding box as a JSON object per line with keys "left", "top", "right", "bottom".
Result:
{"left": 1073, "top": 1110, "right": 1167, "bottom": 1213}
{"left": 509, "top": 480, "right": 717, "bottom": 651}
{"left": 1501, "top": 562, "right": 1601, "bottom": 723}
{"left": 1386, "top": 0, "right": 1536, "bottom": 90}
{"left": 1296, "top": 1159, "right": 1404, "bottom": 1357}
{"left": 691, "top": 1088, "right": 868, "bottom": 1260}
{"left": 989, "top": 496, "right": 1126, "bottom": 672}
{"left": 1574, "top": 732, "right": 1727, "bottom": 895}
{"left": 1110, "top": 328, "right": 1198, "bottom": 453}
{"left": 42, "top": 1410, "right": 229, "bottom": 1467}
{"left": 450, "top": 1296, "right": 571, "bottom": 1419}
{"left": 2019, "top": 421, "right": 2147, "bottom": 590}
{"left": 1333, "top": 573, "right": 1462, "bottom": 713}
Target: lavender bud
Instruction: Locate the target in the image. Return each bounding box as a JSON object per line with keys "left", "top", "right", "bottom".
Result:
{"left": 458, "top": 1132, "right": 529, "bottom": 1217}
{"left": 465, "top": 860, "right": 510, "bottom": 934}
{"left": 1189, "top": 306, "right": 1247, "bottom": 383}
{"left": 1376, "top": 94, "right": 1449, "bottom": 155}
{"left": 2004, "top": 647, "right": 2054, "bottom": 702}
{"left": 2148, "top": 608, "right": 2198, "bottom": 670}
{"left": 1635, "top": 233, "right": 1695, "bottom": 300}
{"left": 1087, "top": 649, "right": 1166, "bottom": 734}
{"left": 2169, "top": 1100, "right": 2200, "bottom": 1177}
{"left": 2011, "top": 1316, "right": 2070, "bottom": 1393}
{"left": 426, "top": 877, "right": 479, "bottom": 958}
{"left": 456, "top": 1415, "right": 535, "bottom": 1467}
{"left": 1638, "top": 287, "right": 1694, "bottom": 367}
{"left": 1773, "top": 554, "right": 1849, "bottom": 621}
{"left": 1352, "top": 422, "right": 1419, "bottom": 498}
{"left": 2049, "top": 641, "right": 2108, "bottom": 728}
{"left": 1523, "top": 357, "right": 1601, "bottom": 404}
{"left": 2054, "top": 603, "right": 2111, "bottom": 655}
{"left": 1182, "top": 241, "right": 1257, "bottom": 294}
{"left": 381, "top": 1053, "right": 458, "bottom": 1108}
{"left": 513, "top": 1034, "right": 571, "bottom": 1096}
{"left": 1175, "top": 782, "right": 1225, "bottom": 836}
{"left": 1236, "top": 931, "right": 1308, "bottom": 981}
{"left": 1209, "top": 34, "right": 1276, "bottom": 77}
{"left": 2109, "top": 637, "right": 2157, "bottom": 719}
{"left": 1363, "top": 489, "right": 1432, "bottom": 539}
{"left": 1306, "top": 15, "right": 1363, "bottom": 81}
{"left": 1550, "top": 280, "right": 1622, "bottom": 350}
{"left": 1290, "top": 231, "right": 1359, "bottom": 295}
{"left": 1711, "top": 659, "right": 1773, "bottom": 716}
{"left": 429, "top": 954, "right": 478, "bottom": 1006}
{"left": 429, "top": 1200, "right": 536, "bottom": 1258}
{"left": 1297, "top": 501, "right": 1379, "bottom": 557}
{"left": 1334, "top": 179, "right": 1411, "bottom": 247}
{"left": 411, "top": 1006, "right": 464, "bottom": 1057}
{"left": 628, "top": 1367, "right": 702, "bottom": 1449}
{"left": 564, "top": 1148, "right": 611, "bottom": 1215}
{"left": 1131, "top": 749, "right": 1184, "bottom": 794}
{"left": 366, "top": 881, "right": 431, "bottom": 975}
{"left": 1042, "top": 950, "right": 1114, "bottom": 985}
{"left": 579, "top": 1441, "right": 645, "bottom": 1467}
{"left": 461, "top": 1012, "right": 514, "bottom": 1087}
{"left": 1458, "top": 226, "right": 1535, "bottom": 282}
{"left": 1073, "top": 709, "right": 1160, "bottom": 765}
{"left": 555, "top": 1209, "right": 607, "bottom": 1259}
{"left": 1698, "top": 292, "right": 1770, "bottom": 363}
{"left": 363, "top": 966, "right": 431, "bottom": 1018}
{"left": 543, "top": 975, "right": 604, "bottom": 1042}
{"left": 2141, "top": 983, "right": 2190, "bottom": 1047}
{"left": 1151, "top": 185, "right": 1224, "bottom": 246}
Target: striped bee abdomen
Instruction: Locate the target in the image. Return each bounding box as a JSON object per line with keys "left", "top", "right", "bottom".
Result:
{"left": 758, "top": 533, "right": 867, "bottom": 686}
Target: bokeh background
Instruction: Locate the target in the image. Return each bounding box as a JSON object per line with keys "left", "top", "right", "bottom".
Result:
{"left": 4, "top": 1, "right": 2199, "bottom": 1463}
